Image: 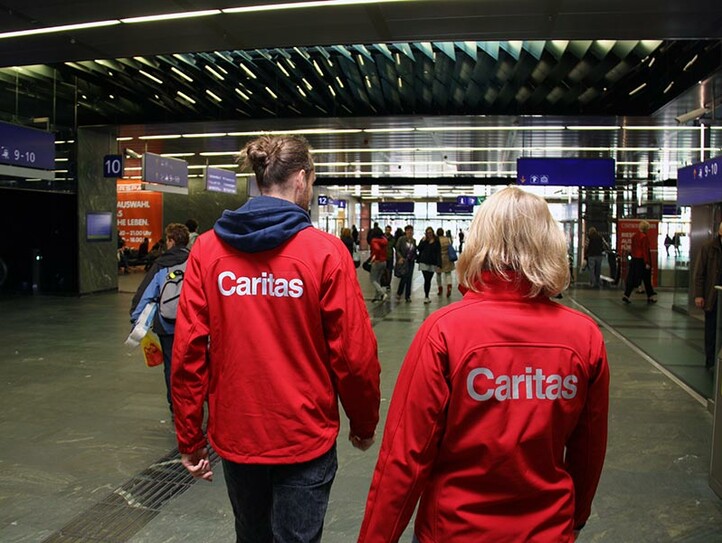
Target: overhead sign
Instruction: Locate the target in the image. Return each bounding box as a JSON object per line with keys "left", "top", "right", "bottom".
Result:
{"left": 142, "top": 152, "right": 188, "bottom": 188}
{"left": 103, "top": 155, "right": 123, "bottom": 178}
{"left": 0, "top": 121, "right": 55, "bottom": 170}
{"left": 517, "top": 158, "right": 615, "bottom": 187}
{"left": 437, "top": 202, "right": 475, "bottom": 214}
{"left": 677, "top": 156, "right": 722, "bottom": 206}
{"left": 456, "top": 195, "right": 485, "bottom": 206}
{"left": 205, "top": 167, "right": 237, "bottom": 194}
{"left": 378, "top": 202, "right": 415, "bottom": 213}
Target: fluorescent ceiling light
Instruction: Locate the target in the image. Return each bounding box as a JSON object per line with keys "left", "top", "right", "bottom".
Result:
{"left": 623, "top": 125, "right": 699, "bottom": 130}
{"left": 181, "top": 133, "right": 227, "bottom": 138}
{"left": 363, "top": 128, "right": 415, "bottom": 133}
{"left": 0, "top": 20, "right": 120, "bottom": 40}
{"left": 629, "top": 83, "right": 647, "bottom": 96}
{"left": 171, "top": 67, "right": 193, "bottom": 82}
{"left": 240, "top": 64, "right": 257, "bottom": 79}
{"left": 296, "top": 86, "right": 307, "bottom": 98}
{"left": 177, "top": 91, "right": 196, "bottom": 104}
{"left": 160, "top": 153, "right": 196, "bottom": 157}
{"left": 222, "top": 0, "right": 409, "bottom": 15}
{"left": 200, "top": 152, "right": 239, "bottom": 157}
{"left": 566, "top": 126, "right": 620, "bottom": 130}
{"left": 235, "top": 88, "right": 251, "bottom": 100}
{"left": 138, "top": 134, "right": 182, "bottom": 140}
{"left": 416, "top": 126, "right": 565, "bottom": 132}
{"left": 206, "top": 90, "right": 223, "bottom": 102}
{"left": 116, "top": 137, "right": 133, "bottom": 141}
{"left": 265, "top": 86, "right": 278, "bottom": 99}
{"left": 139, "top": 70, "right": 163, "bottom": 85}
{"left": 120, "top": 10, "right": 221, "bottom": 24}
{"left": 205, "top": 65, "right": 225, "bottom": 81}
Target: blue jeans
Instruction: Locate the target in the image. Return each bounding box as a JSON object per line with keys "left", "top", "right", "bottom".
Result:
{"left": 588, "top": 255, "right": 604, "bottom": 287}
{"left": 222, "top": 444, "right": 338, "bottom": 543}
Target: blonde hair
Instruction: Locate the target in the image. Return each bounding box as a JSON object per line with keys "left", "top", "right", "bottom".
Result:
{"left": 456, "top": 186, "right": 569, "bottom": 297}
{"left": 639, "top": 220, "right": 650, "bottom": 232}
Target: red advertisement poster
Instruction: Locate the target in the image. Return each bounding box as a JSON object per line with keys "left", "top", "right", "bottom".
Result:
{"left": 617, "top": 219, "right": 659, "bottom": 288}
{"left": 116, "top": 182, "right": 163, "bottom": 250}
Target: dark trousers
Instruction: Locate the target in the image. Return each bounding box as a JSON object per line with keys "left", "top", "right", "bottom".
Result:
{"left": 397, "top": 268, "right": 414, "bottom": 300}
{"left": 159, "top": 334, "right": 174, "bottom": 411}
{"left": 421, "top": 270, "right": 434, "bottom": 297}
{"left": 705, "top": 302, "right": 718, "bottom": 369}
{"left": 222, "top": 445, "right": 337, "bottom": 543}
{"left": 624, "top": 258, "right": 654, "bottom": 298}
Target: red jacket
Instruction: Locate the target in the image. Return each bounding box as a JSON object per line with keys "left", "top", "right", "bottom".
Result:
{"left": 630, "top": 231, "right": 651, "bottom": 265}
{"left": 370, "top": 237, "right": 388, "bottom": 263}
{"left": 172, "top": 224, "right": 381, "bottom": 464}
{"left": 359, "top": 273, "right": 609, "bottom": 542}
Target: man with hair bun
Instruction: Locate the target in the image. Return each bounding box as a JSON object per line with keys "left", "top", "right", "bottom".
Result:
{"left": 359, "top": 186, "right": 609, "bottom": 543}
{"left": 172, "top": 135, "right": 381, "bottom": 543}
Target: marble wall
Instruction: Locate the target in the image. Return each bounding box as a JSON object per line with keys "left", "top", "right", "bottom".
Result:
{"left": 162, "top": 177, "right": 248, "bottom": 236}
{"left": 77, "top": 127, "right": 118, "bottom": 294}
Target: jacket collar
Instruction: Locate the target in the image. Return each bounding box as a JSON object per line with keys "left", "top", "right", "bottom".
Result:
{"left": 465, "top": 271, "right": 543, "bottom": 302}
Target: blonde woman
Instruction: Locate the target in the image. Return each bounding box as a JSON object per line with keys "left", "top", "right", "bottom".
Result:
{"left": 359, "top": 186, "right": 609, "bottom": 543}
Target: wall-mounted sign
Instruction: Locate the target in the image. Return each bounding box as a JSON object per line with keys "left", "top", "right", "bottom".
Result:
{"left": 205, "top": 167, "right": 237, "bottom": 194}
{"left": 103, "top": 155, "right": 124, "bottom": 178}
{"left": 677, "top": 156, "right": 722, "bottom": 206}
{"left": 142, "top": 152, "right": 188, "bottom": 188}
{"left": 517, "top": 157, "right": 615, "bottom": 187}
{"left": 0, "top": 121, "right": 55, "bottom": 170}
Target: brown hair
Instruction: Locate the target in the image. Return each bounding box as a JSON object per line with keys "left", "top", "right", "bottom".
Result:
{"left": 165, "top": 223, "right": 190, "bottom": 246}
{"left": 239, "top": 135, "right": 314, "bottom": 190}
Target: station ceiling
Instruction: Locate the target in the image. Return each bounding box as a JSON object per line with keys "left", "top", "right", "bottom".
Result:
{"left": 1, "top": 0, "right": 722, "bottom": 196}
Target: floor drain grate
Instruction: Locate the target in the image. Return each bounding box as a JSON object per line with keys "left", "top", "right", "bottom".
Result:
{"left": 41, "top": 448, "right": 219, "bottom": 543}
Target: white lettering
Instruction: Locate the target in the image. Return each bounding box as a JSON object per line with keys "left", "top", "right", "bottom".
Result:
{"left": 467, "top": 367, "right": 579, "bottom": 401}
{"left": 217, "top": 271, "right": 305, "bottom": 298}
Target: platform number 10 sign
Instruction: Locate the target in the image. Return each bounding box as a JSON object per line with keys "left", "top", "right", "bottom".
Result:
{"left": 103, "top": 155, "right": 124, "bottom": 178}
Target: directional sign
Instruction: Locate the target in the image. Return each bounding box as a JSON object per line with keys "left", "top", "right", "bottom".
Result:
{"left": 678, "top": 155, "right": 722, "bottom": 206}
{"left": 142, "top": 152, "right": 188, "bottom": 188}
{"left": 517, "top": 158, "right": 615, "bottom": 187}
{"left": 0, "top": 121, "right": 55, "bottom": 170}
{"left": 205, "top": 167, "right": 237, "bottom": 194}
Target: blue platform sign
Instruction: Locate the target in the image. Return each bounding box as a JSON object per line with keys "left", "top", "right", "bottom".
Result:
{"left": 205, "top": 167, "right": 237, "bottom": 194}
{"left": 438, "top": 202, "right": 474, "bottom": 214}
{"left": 142, "top": 152, "right": 188, "bottom": 187}
{"left": 336, "top": 199, "right": 347, "bottom": 209}
{"left": 517, "top": 158, "right": 615, "bottom": 187}
{"left": 378, "top": 202, "right": 415, "bottom": 214}
{"left": 677, "top": 156, "right": 722, "bottom": 206}
{"left": 103, "top": 155, "right": 123, "bottom": 178}
{"left": 0, "top": 121, "right": 55, "bottom": 170}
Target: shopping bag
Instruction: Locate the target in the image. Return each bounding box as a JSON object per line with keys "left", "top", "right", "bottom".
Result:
{"left": 362, "top": 257, "right": 372, "bottom": 272}
{"left": 141, "top": 331, "right": 164, "bottom": 367}
{"left": 125, "top": 302, "right": 157, "bottom": 347}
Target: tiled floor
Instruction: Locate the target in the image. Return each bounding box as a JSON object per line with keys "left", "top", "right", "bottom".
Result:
{"left": 1, "top": 269, "right": 721, "bottom": 542}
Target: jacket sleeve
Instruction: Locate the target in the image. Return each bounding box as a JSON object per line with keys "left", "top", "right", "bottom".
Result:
{"left": 565, "top": 330, "right": 610, "bottom": 530}
{"left": 320, "top": 250, "right": 381, "bottom": 439}
{"left": 130, "top": 262, "right": 161, "bottom": 316}
{"left": 358, "top": 323, "right": 449, "bottom": 542}
{"left": 130, "top": 270, "right": 163, "bottom": 323}
{"left": 171, "top": 246, "right": 211, "bottom": 454}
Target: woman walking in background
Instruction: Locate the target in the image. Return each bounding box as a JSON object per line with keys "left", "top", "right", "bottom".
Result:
{"left": 417, "top": 227, "right": 441, "bottom": 304}
{"left": 435, "top": 227, "right": 455, "bottom": 298}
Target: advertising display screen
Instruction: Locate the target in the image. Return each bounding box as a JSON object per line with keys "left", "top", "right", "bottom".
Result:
{"left": 205, "top": 167, "right": 237, "bottom": 194}
{"left": 677, "top": 156, "right": 722, "bottom": 206}
{"left": 517, "top": 158, "right": 615, "bottom": 187}
{"left": 0, "top": 121, "right": 55, "bottom": 170}
{"left": 86, "top": 212, "right": 113, "bottom": 242}
{"left": 142, "top": 152, "right": 188, "bottom": 187}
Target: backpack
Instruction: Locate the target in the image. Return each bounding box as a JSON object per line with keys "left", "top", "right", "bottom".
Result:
{"left": 158, "top": 260, "right": 188, "bottom": 322}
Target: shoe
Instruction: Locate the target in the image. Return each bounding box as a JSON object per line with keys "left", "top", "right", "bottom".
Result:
{"left": 647, "top": 297, "right": 657, "bottom": 304}
{"left": 424, "top": 297, "right": 431, "bottom": 304}
{"left": 405, "top": 298, "right": 411, "bottom": 303}
{"left": 437, "top": 286, "right": 443, "bottom": 296}
{"left": 396, "top": 295, "right": 402, "bottom": 302}
{"left": 381, "top": 293, "right": 389, "bottom": 303}
{"left": 447, "top": 285, "right": 452, "bottom": 298}
{"left": 622, "top": 296, "right": 631, "bottom": 304}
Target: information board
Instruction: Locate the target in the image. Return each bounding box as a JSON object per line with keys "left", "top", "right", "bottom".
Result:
{"left": 677, "top": 156, "right": 722, "bottom": 206}
{"left": 142, "top": 152, "right": 188, "bottom": 188}
{"left": 437, "top": 202, "right": 475, "bottom": 214}
{"left": 378, "top": 202, "right": 415, "bottom": 214}
{"left": 0, "top": 121, "right": 55, "bottom": 170}
{"left": 205, "top": 167, "right": 237, "bottom": 194}
{"left": 517, "top": 158, "right": 615, "bottom": 187}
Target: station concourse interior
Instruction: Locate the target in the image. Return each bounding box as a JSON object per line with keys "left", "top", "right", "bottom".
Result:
{"left": 2, "top": 1, "right": 722, "bottom": 542}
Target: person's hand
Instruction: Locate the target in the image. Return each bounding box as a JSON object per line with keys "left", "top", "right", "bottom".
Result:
{"left": 181, "top": 447, "right": 213, "bottom": 481}
{"left": 695, "top": 297, "right": 705, "bottom": 309}
{"left": 349, "top": 432, "right": 375, "bottom": 451}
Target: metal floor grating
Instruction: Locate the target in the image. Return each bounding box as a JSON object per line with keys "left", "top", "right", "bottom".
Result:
{"left": 41, "top": 448, "right": 219, "bottom": 543}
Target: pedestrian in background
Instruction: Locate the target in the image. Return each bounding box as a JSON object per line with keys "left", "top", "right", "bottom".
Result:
{"left": 622, "top": 220, "right": 657, "bottom": 304}
{"left": 369, "top": 227, "right": 388, "bottom": 302}
{"left": 395, "top": 225, "right": 417, "bottom": 303}
{"left": 358, "top": 186, "right": 609, "bottom": 543}
{"left": 172, "top": 135, "right": 381, "bottom": 543}
{"left": 584, "top": 227, "right": 605, "bottom": 289}
{"left": 693, "top": 222, "right": 722, "bottom": 373}
{"left": 417, "top": 227, "right": 441, "bottom": 304}
{"left": 435, "top": 227, "right": 455, "bottom": 298}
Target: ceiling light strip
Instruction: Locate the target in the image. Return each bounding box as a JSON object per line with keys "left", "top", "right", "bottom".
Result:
{"left": 0, "top": 20, "right": 120, "bottom": 40}
{"left": 222, "top": 0, "right": 407, "bottom": 15}
{"left": 120, "top": 10, "right": 221, "bottom": 24}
